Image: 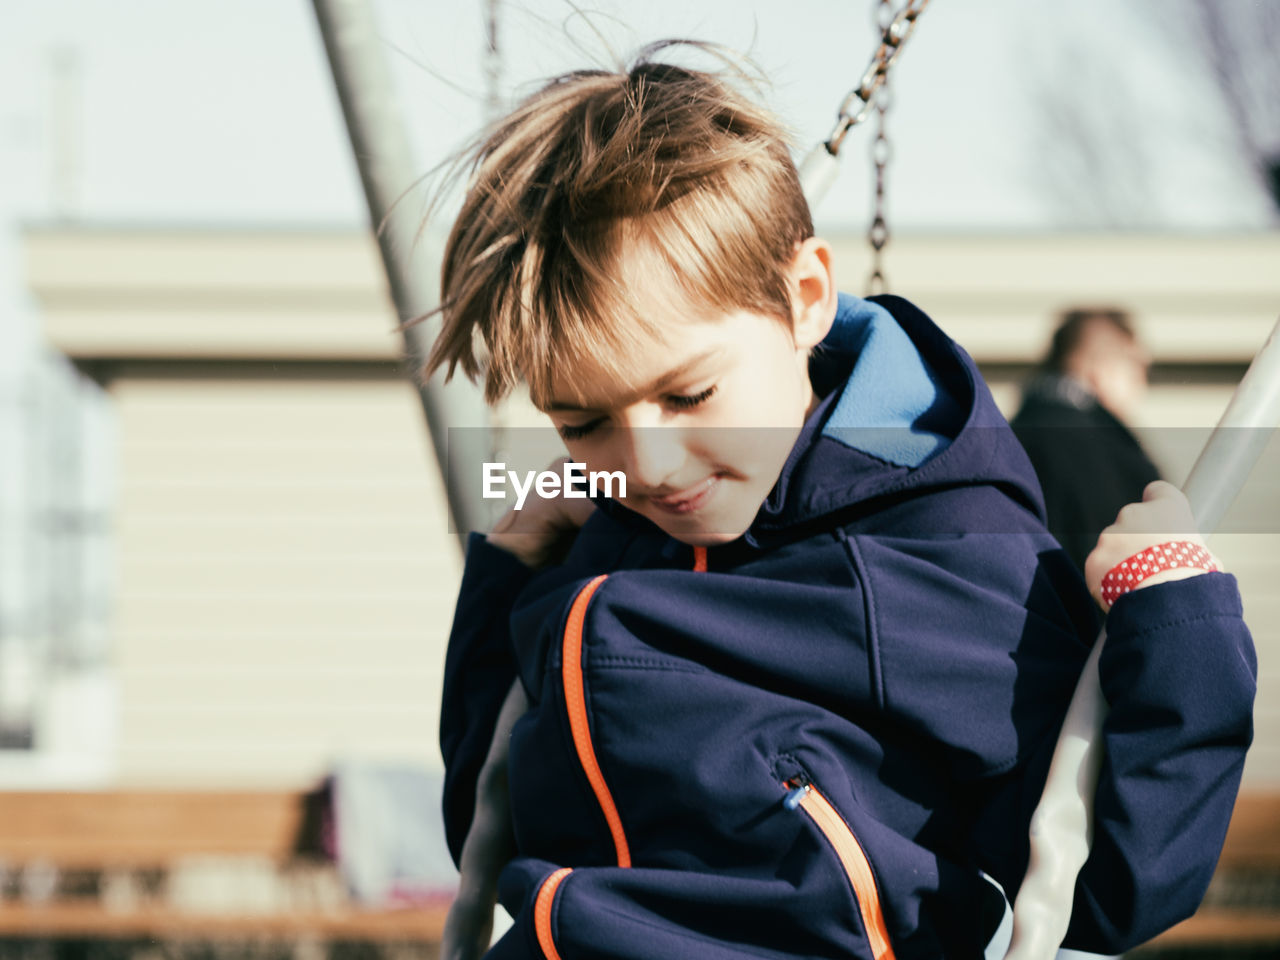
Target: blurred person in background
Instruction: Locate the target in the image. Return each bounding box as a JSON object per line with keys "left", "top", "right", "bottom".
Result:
{"left": 1011, "top": 307, "right": 1160, "bottom": 576}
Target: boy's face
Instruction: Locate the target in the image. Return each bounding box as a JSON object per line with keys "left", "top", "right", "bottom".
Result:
{"left": 540, "top": 240, "right": 835, "bottom": 546}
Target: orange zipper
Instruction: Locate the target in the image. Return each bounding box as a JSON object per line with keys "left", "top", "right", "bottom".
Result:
{"left": 534, "top": 866, "right": 572, "bottom": 960}
{"left": 557, "top": 554, "right": 704, "bottom": 878}
{"left": 784, "top": 778, "right": 896, "bottom": 960}
{"left": 562, "top": 575, "right": 631, "bottom": 867}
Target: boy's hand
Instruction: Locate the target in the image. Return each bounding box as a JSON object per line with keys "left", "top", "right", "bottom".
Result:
{"left": 1084, "top": 480, "right": 1223, "bottom": 609}
{"left": 486, "top": 458, "right": 598, "bottom": 569}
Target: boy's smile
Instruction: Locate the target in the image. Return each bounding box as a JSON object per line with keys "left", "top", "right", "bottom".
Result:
{"left": 540, "top": 240, "right": 836, "bottom": 546}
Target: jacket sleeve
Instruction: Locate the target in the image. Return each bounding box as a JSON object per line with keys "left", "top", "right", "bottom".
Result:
{"left": 439, "top": 532, "right": 536, "bottom": 867}
{"left": 865, "top": 527, "right": 1255, "bottom": 951}
{"left": 1062, "top": 572, "right": 1256, "bottom": 952}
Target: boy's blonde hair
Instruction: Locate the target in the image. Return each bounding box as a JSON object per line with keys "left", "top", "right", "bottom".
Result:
{"left": 421, "top": 43, "right": 814, "bottom": 406}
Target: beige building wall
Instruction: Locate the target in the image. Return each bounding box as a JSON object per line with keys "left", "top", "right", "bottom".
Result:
{"left": 26, "top": 228, "right": 464, "bottom": 787}
{"left": 25, "top": 227, "right": 1280, "bottom": 787}
{"left": 110, "top": 371, "right": 458, "bottom": 785}
{"left": 831, "top": 233, "right": 1279, "bottom": 364}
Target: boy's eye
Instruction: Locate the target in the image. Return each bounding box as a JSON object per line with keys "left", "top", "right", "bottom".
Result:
{"left": 666, "top": 385, "right": 717, "bottom": 410}
{"left": 559, "top": 418, "right": 603, "bottom": 441}
{"left": 557, "top": 385, "right": 716, "bottom": 440}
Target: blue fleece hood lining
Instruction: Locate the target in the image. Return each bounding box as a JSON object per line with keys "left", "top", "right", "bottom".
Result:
{"left": 820, "top": 292, "right": 959, "bottom": 468}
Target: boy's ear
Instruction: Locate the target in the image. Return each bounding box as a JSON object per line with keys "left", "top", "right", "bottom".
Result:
{"left": 789, "top": 237, "right": 838, "bottom": 351}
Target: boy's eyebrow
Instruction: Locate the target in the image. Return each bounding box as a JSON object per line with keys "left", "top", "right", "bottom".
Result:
{"left": 545, "top": 347, "right": 725, "bottom": 412}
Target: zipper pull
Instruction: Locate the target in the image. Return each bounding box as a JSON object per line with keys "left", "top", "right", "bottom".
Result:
{"left": 783, "top": 775, "right": 812, "bottom": 811}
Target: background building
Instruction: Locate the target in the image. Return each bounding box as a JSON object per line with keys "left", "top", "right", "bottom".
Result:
{"left": 13, "top": 225, "right": 1279, "bottom": 792}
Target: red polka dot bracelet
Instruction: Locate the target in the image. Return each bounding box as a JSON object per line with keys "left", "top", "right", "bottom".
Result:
{"left": 1100, "top": 540, "right": 1219, "bottom": 608}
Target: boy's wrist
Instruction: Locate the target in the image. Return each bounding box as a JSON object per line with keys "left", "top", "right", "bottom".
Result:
{"left": 1103, "top": 567, "right": 1243, "bottom": 638}
{"left": 1130, "top": 566, "right": 1209, "bottom": 591}
{"left": 1099, "top": 538, "right": 1220, "bottom": 609}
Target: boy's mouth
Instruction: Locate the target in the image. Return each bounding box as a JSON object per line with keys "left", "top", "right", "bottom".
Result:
{"left": 647, "top": 475, "right": 721, "bottom": 515}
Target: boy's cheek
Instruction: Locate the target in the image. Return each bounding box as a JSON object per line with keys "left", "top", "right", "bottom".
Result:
{"left": 558, "top": 425, "right": 806, "bottom": 506}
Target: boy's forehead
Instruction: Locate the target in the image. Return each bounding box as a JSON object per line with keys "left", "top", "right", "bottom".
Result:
{"left": 537, "top": 237, "right": 723, "bottom": 411}
{"left": 543, "top": 339, "right": 727, "bottom": 412}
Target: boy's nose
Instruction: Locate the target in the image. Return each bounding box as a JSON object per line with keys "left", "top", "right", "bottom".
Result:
{"left": 617, "top": 426, "right": 686, "bottom": 494}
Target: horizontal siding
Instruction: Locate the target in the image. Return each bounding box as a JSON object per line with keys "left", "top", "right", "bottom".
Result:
{"left": 42, "top": 304, "right": 401, "bottom": 361}
{"left": 1217, "top": 538, "right": 1280, "bottom": 787}
{"left": 831, "top": 234, "right": 1280, "bottom": 298}
{"left": 830, "top": 233, "right": 1280, "bottom": 364}
{"left": 935, "top": 307, "right": 1271, "bottom": 364}
{"left": 119, "top": 631, "right": 444, "bottom": 672}
{"left": 111, "top": 375, "right": 461, "bottom": 787}
{"left": 29, "top": 229, "right": 1280, "bottom": 364}
{"left": 25, "top": 230, "right": 388, "bottom": 295}
{"left": 113, "top": 742, "right": 438, "bottom": 787}
{"left": 27, "top": 230, "right": 402, "bottom": 361}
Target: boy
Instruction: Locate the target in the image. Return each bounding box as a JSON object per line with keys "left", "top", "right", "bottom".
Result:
{"left": 425, "top": 50, "right": 1255, "bottom": 959}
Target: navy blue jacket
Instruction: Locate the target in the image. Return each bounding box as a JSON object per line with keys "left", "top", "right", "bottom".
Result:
{"left": 440, "top": 295, "right": 1256, "bottom": 959}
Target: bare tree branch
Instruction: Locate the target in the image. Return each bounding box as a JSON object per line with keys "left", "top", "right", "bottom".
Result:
{"left": 1157, "top": 0, "right": 1280, "bottom": 212}
{"left": 1024, "top": 40, "right": 1160, "bottom": 228}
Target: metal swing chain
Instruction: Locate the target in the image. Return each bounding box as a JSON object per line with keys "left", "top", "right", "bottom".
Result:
{"left": 806, "top": 0, "right": 930, "bottom": 294}
{"left": 867, "top": 0, "right": 896, "bottom": 295}
{"left": 819, "top": 0, "right": 930, "bottom": 156}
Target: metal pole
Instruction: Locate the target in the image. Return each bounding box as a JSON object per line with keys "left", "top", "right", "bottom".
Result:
{"left": 312, "top": 0, "right": 488, "bottom": 549}
{"left": 1006, "top": 314, "right": 1280, "bottom": 960}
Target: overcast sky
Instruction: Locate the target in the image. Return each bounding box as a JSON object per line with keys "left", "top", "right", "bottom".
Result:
{"left": 1, "top": 0, "right": 1274, "bottom": 362}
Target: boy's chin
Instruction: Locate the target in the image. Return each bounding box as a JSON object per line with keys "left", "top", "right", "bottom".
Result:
{"left": 618, "top": 482, "right": 765, "bottom": 547}
{"left": 664, "top": 527, "right": 746, "bottom": 548}
{"left": 643, "top": 507, "right": 755, "bottom": 548}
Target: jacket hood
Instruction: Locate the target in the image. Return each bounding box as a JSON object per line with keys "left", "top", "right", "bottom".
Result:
{"left": 747, "top": 293, "right": 1046, "bottom": 540}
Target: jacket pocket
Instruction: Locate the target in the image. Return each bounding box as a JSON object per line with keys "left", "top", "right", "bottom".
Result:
{"left": 782, "top": 774, "right": 897, "bottom": 960}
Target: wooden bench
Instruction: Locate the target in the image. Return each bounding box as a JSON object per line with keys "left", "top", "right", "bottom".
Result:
{"left": 3, "top": 788, "right": 1276, "bottom": 950}
{"left": 0, "top": 790, "right": 450, "bottom": 944}
{"left": 1136, "top": 789, "right": 1280, "bottom": 951}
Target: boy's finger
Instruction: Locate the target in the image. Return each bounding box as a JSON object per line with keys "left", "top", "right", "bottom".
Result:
{"left": 1142, "top": 479, "right": 1181, "bottom": 503}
